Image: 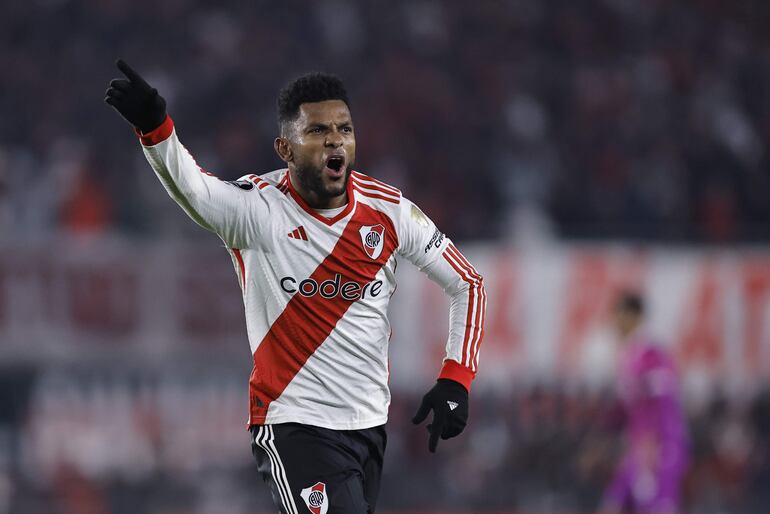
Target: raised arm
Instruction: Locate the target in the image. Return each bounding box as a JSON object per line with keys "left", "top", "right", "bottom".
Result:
{"left": 104, "top": 60, "right": 263, "bottom": 248}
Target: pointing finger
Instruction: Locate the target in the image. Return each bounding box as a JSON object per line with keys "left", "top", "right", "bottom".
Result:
{"left": 428, "top": 410, "right": 447, "bottom": 453}
{"left": 116, "top": 59, "right": 149, "bottom": 88}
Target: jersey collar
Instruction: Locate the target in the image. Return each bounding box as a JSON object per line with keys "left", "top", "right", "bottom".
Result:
{"left": 285, "top": 170, "right": 356, "bottom": 226}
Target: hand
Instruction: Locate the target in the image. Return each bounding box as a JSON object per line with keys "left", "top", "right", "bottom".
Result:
{"left": 104, "top": 59, "right": 167, "bottom": 133}
{"left": 411, "top": 378, "right": 469, "bottom": 453}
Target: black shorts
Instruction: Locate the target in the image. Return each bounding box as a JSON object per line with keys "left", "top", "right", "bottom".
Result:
{"left": 250, "top": 423, "right": 387, "bottom": 514}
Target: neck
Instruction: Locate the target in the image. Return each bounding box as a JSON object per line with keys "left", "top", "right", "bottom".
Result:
{"left": 288, "top": 168, "right": 348, "bottom": 209}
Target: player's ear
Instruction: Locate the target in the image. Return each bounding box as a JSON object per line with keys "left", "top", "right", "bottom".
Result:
{"left": 274, "top": 137, "right": 293, "bottom": 163}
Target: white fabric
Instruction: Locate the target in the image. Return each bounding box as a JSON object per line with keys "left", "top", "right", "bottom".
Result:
{"left": 141, "top": 125, "right": 484, "bottom": 429}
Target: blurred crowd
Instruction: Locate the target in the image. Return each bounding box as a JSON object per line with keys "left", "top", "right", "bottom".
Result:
{"left": 2, "top": 0, "right": 770, "bottom": 242}
{"left": 2, "top": 367, "right": 768, "bottom": 513}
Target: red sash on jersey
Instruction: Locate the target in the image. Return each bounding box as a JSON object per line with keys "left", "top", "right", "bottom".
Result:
{"left": 248, "top": 202, "right": 398, "bottom": 424}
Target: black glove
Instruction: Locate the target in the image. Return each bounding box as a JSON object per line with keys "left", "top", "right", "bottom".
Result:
{"left": 411, "top": 378, "right": 469, "bottom": 453}
{"left": 104, "top": 59, "right": 167, "bottom": 133}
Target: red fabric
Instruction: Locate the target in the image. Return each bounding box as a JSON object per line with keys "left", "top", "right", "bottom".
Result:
{"left": 442, "top": 251, "right": 476, "bottom": 369}
{"left": 352, "top": 174, "right": 401, "bottom": 198}
{"left": 248, "top": 202, "right": 399, "bottom": 424}
{"left": 447, "top": 243, "right": 486, "bottom": 370}
{"left": 232, "top": 248, "right": 246, "bottom": 289}
{"left": 439, "top": 359, "right": 475, "bottom": 392}
{"left": 135, "top": 115, "right": 174, "bottom": 146}
{"left": 352, "top": 183, "right": 400, "bottom": 204}
{"left": 352, "top": 171, "right": 400, "bottom": 195}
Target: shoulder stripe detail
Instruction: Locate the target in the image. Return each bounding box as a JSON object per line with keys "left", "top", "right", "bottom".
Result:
{"left": 443, "top": 244, "right": 485, "bottom": 371}
{"left": 277, "top": 174, "right": 289, "bottom": 194}
{"left": 352, "top": 182, "right": 400, "bottom": 204}
{"left": 246, "top": 174, "right": 271, "bottom": 190}
{"left": 351, "top": 176, "right": 401, "bottom": 199}
{"left": 279, "top": 175, "right": 289, "bottom": 193}
{"left": 352, "top": 171, "right": 401, "bottom": 195}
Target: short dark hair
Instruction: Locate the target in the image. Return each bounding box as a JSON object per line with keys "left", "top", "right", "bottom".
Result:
{"left": 616, "top": 290, "right": 644, "bottom": 316}
{"left": 277, "top": 72, "right": 350, "bottom": 129}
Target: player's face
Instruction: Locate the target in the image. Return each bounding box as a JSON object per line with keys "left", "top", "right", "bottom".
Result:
{"left": 283, "top": 100, "right": 356, "bottom": 208}
{"left": 612, "top": 307, "right": 641, "bottom": 340}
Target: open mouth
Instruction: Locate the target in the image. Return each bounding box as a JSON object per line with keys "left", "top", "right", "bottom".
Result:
{"left": 325, "top": 156, "right": 346, "bottom": 176}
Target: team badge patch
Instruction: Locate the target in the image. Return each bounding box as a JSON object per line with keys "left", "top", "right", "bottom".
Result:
{"left": 410, "top": 204, "right": 430, "bottom": 227}
{"left": 300, "top": 482, "right": 328, "bottom": 514}
{"left": 359, "top": 224, "right": 385, "bottom": 260}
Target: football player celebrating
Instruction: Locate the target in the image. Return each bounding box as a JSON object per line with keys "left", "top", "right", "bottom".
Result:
{"left": 105, "top": 60, "right": 485, "bottom": 514}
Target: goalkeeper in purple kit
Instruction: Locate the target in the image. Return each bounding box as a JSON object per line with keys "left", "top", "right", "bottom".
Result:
{"left": 600, "top": 292, "right": 689, "bottom": 514}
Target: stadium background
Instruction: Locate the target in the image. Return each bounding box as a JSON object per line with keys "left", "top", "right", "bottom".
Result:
{"left": 1, "top": 0, "right": 769, "bottom": 513}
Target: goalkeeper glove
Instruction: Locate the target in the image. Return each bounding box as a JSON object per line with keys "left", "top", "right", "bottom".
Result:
{"left": 104, "top": 59, "right": 167, "bottom": 134}
{"left": 411, "top": 378, "right": 469, "bottom": 453}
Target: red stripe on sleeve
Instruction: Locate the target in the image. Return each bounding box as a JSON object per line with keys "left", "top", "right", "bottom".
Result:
{"left": 447, "top": 244, "right": 485, "bottom": 371}
{"left": 442, "top": 251, "right": 476, "bottom": 368}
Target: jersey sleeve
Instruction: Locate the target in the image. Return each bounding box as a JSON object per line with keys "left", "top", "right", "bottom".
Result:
{"left": 397, "top": 197, "right": 486, "bottom": 391}
{"left": 136, "top": 115, "right": 266, "bottom": 248}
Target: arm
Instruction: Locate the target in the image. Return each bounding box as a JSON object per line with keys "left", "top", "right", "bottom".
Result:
{"left": 400, "top": 198, "right": 486, "bottom": 451}
{"left": 105, "top": 60, "right": 263, "bottom": 247}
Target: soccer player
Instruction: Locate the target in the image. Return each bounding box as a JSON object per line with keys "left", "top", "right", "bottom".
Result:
{"left": 105, "top": 60, "right": 485, "bottom": 513}
{"left": 600, "top": 292, "right": 688, "bottom": 514}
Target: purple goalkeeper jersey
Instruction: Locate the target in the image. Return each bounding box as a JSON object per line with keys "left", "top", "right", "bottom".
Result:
{"left": 603, "top": 336, "right": 689, "bottom": 513}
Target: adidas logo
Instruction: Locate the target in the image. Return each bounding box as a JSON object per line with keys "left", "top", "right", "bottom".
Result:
{"left": 288, "top": 226, "right": 308, "bottom": 241}
{"left": 447, "top": 401, "right": 458, "bottom": 411}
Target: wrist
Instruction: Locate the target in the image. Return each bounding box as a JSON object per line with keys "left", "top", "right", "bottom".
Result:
{"left": 438, "top": 360, "right": 474, "bottom": 392}
{"left": 135, "top": 115, "right": 173, "bottom": 146}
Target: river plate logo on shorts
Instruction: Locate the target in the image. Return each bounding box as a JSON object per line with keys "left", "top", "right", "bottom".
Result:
{"left": 300, "top": 482, "right": 328, "bottom": 514}
{"left": 359, "top": 224, "right": 385, "bottom": 259}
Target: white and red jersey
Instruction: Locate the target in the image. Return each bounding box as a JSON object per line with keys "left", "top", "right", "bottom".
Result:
{"left": 137, "top": 116, "right": 486, "bottom": 430}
